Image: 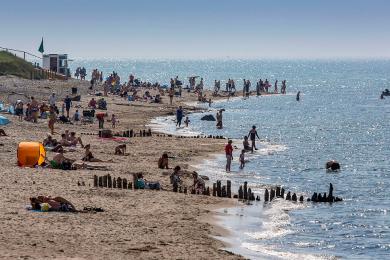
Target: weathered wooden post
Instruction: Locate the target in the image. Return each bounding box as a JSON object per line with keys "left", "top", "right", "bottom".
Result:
{"left": 248, "top": 188, "right": 252, "bottom": 200}
{"left": 184, "top": 187, "right": 187, "bottom": 194}
{"left": 103, "top": 175, "right": 108, "bottom": 187}
{"left": 123, "top": 178, "right": 127, "bottom": 190}
{"left": 281, "top": 188, "right": 285, "bottom": 198}
{"left": 292, "top": 193, "right": 297, "bottom": 201}
{"left": 113, "top": 178, "right": 116, "bottom": 188}
{"left": 117, "top": 177, "right": 122, "bottom": 188}
{"left": 286, "top": 191, "right": 291, "bottom": 200}
{"left": 98, "top": 176, "right": 103, "bottom": 187}
{"left": 93, "top": 175, "right": 98, "bottom": 187}
{"left": 264, "top": 189, "right": 269, "bottom": 201}
{"left": 206, "top": 187, "right": 210, "bottom": 196}
{"left": 128, "top": 182, "right": 132, "bottom": 189}
{"left": 227, "top": 180, "right": 231, "bottom": 198}
{"left": 108, "top": 174, "right": 112, "bottom": 188}
{"left": 299, "top": 195, "right": 304, "bottom": 202}
{"left": 243, "top": 182, "right": 248, "bottom": 200}
{"left": 212, "top": 183, "right": 216, "bottom": 196}
{"left": 270, "top": 189, "right": 275, "bottom": 201}
{"left": 276, "top": 187, "right": 281, "bottom": 197}
{"left": 217, "top": 180, "right": 221, "bottom": 197}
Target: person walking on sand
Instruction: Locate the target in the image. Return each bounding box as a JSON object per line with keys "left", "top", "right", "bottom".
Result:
{"left": 48, "top": 106, "right": 57, "bottom": 135}
{"left": 64, "top": 95, "right": 72, "bottom": 118}
{"left": 169, "top": 88, "right": 174, "bottom": 105}
{"left": 49, "top": 92, "right": 56, "bottom": 107}
{"left": 176, "top": 106, "right": 183, "bottom": 127}
{"left": 225, "top": 140, "right": 233, "bottom": 172}
{"left": 248, "top": 125, "right": 260, "bottom": 153}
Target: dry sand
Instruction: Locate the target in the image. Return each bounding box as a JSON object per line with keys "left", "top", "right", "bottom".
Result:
{"left": 0, "top": 75, "right": 244, "bottom": 259}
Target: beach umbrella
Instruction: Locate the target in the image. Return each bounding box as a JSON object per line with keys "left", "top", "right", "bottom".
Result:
{"left": 0, "top": 115, "right": 10, "bottom": 125}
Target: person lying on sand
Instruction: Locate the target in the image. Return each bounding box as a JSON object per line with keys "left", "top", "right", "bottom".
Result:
{"left": 114, "top": 144, "right": 127, "bottom": 155}
{"left": 30, "top": 196, "right": 76, "bottom": 212}
{"left": 0, "top": 129, "right": 7, "bottom": 136}
{"left": 82, "top": 144, "right": 113, "bottom": 162}
{"left": 49, "top": 148, "right": 75, "bottom": 169}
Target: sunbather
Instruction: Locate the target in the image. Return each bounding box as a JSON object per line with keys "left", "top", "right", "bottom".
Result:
{"left": 114, "top": 144, "right": 126, "bottom": 155}
{"left": 30, "top": 196, "right": 76, "bottom": 212}
{"left": 82, "top": 144, "right": 112, "bottom": 162}
{"left": 0, "top": 129, "right": 7, "bottom": 136}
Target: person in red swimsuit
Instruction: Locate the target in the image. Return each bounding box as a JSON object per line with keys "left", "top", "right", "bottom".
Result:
{"left": 225, "top": 140, "right": 233, "bottom": 172}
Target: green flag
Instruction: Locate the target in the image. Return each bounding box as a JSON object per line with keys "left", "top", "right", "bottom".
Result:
{"left": 38, "top": 38, "right": 44, "bottom": 53}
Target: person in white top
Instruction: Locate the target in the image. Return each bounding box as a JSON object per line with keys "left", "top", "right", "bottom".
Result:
{"left": 49, "top": 93, "right": 56, "bottom": 106}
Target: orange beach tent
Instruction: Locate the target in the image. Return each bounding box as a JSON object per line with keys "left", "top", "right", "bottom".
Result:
{"left": 17, "top": 142, "right": 46, "bottom": 167}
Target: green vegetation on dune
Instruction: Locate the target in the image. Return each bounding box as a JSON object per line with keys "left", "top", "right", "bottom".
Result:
{"left": 0, "top": 51, "right": 41, "bottom": 79}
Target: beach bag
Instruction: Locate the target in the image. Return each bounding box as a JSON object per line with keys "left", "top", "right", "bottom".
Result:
{"left": 136, "top": 179, "right": 145, "bottom": 189}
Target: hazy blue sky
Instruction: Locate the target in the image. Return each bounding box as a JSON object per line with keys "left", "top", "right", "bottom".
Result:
{"left": 1, "top": 0, "right": 389, "bottom": 59}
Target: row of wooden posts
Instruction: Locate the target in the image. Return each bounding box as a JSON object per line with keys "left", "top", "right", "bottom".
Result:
{"left": 93, "top": 174, "right": 133, "bottom": 189}
{"left": 264, "top": 183, "right": 342, "bottom": 203}
{"left": 83, "top": 129, "right": 153, "bottom": 137}
{"left": 156, "top": 134, "right": 226, "bottom": 139}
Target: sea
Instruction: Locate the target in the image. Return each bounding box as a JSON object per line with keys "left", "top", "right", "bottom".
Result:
{"left": 70, "top": 60, "right": 390, "bottom": 259}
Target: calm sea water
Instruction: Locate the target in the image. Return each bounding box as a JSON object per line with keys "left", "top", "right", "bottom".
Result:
{"left": 71, "top": 60, "right": 390, "bottom": 259}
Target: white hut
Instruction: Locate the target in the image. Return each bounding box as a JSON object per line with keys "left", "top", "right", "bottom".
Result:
{"left": 42, "top": 54, "right": 69, "bottom": 76}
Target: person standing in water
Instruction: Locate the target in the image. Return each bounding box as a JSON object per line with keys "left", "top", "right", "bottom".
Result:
{"left": 176, "top": 106, "right": 183, "bottom": 127}
{"left": 296, "top": 91, "right": 301, "bottom": 101}
{"left": 216, "top": 109, "right": 223, "bottom": 129}
{"left": 225, "top": 140, "right": 233, "bottom": 172}
{"left": 248, "top": 125, "right": 260, "bottom": 153}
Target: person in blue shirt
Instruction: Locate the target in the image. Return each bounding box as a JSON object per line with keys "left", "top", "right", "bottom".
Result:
{"left": 64, "top": 95, "right": 72, "bottom": 118}
{"left": 176, "top": 106, "right": 183, "bottom": 127}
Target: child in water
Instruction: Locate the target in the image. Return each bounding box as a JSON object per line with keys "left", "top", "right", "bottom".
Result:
{"left": 239, "top": 150, "right": 245, "bottom": 169}
{"left": 184, "top": 116, "right": 190, "bottom": 127}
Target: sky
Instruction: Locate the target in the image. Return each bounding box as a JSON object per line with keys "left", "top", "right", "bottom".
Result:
{"left": 1, "top": 0, "right": 390, "bottom": 59}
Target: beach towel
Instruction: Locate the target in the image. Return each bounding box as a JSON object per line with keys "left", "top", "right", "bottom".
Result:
{"left": 0, "top": 115, "right": 10, "bottom": 125}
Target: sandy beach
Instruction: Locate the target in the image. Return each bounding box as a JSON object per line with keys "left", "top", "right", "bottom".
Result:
{"left": 0, "top": 75, "right": 244, "bottom": 259}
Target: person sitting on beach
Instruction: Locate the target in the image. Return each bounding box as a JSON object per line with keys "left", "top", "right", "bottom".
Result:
{"left": 68, "top": 132, "right": 84, "bottom": 147}
{"left": 114, "top": 144, "right": 127, "bottom": 155}
{"left": 192, "top": 172, "right": 205, "bottom": 194}
{"left": 158, "top": 153, "right": 169, "bottom": 169}
{"left": 30, "top": 196, "right": 76, "bottom": 212}
{"left": 59, "top": 134, "right": 72, "bottom": 146}
{"left": 0, "top": 129, "right": 7, "bottom": 136}
{"left": 73, "top": 110, "right": 80, "bottom": 122}
{"left": 243, "top": 136, "right": 251, "bottom": 151}
{"left": 43, "top": 134, "right": 58, "bottom": 147}
{"left": 88, "top": 98, "right": 97, "bottom": 109}
{"left": 170, "top": 166, "right": 181, "bottom": 192}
